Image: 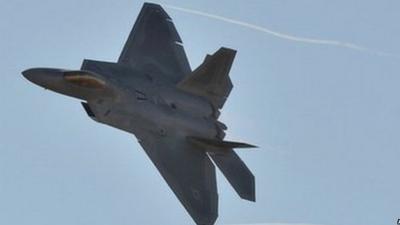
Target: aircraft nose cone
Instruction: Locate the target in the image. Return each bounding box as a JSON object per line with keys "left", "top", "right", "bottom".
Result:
{"left": 22, "top": 68, "right": 43, "bottom": 82}
{"left": 22, "top": 68, "right": 64, "bottom": 88}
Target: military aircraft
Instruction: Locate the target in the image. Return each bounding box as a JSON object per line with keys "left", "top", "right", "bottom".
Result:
{"left": 22, "top": 3, "right": 256, "bottom": 225}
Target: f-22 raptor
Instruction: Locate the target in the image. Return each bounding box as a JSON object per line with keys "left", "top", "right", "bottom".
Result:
{"left": 23, "top": 3, "right": 256, "bottom": 225}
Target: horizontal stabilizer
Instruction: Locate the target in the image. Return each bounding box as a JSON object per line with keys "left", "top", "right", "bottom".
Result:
{"left": 209, "top": 151, "right": 255, "bottom": 202}
{"left": 187, "top": 136, "right": 257, "bottom": 152}
{"left": 177, "top": 47, "right": 236, "bottom": 109}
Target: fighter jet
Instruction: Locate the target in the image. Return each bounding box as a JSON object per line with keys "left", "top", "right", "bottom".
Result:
{"left": 22, "top": 3, "right": 255, "bottom": 225}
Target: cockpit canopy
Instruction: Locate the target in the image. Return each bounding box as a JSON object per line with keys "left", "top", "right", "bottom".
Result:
{"left": 64, "top": 71, "right": 106, "bottom": 89}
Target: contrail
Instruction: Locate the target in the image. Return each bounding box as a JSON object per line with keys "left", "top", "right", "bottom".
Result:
{"left": 164, "top": 4, "right": 397, "bottom": 57}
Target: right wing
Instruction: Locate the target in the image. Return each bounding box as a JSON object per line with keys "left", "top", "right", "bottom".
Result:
{"left": 137, "top": 133, "right": 218, "bottom": 225}
{"left": 118, "top": 3, "right": 191, "bottom": 83}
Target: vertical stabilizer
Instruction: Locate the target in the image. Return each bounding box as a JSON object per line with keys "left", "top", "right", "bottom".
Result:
{"left": 177, "top": 47, "right": 236, "bottom": 109}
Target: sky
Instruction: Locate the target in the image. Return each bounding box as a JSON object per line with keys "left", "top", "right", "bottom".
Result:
{"left": 0, "top": 0, "right": 399, "bottom": 225}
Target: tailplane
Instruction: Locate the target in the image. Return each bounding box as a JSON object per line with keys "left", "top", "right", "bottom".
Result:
{"left": 209, "top": 151, "right": 255, "bottom": 202}
{"left": 188, "top": 136, "right": 256, "bottom": 202}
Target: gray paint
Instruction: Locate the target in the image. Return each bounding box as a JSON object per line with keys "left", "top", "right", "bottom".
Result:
{"left": 22, "top": 3, "right": 255, "bottom": 225}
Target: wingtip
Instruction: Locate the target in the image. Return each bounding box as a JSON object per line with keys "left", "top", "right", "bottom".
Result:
{"left": 142, "top": 2, "right": 165, "bottom": 12}
{"left": 141, "top": 2, "right": 172, "bottom": 20}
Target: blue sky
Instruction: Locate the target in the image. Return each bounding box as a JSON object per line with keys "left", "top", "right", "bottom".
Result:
{"left": 1, "top": 1, "right": 399, "bottom": 225}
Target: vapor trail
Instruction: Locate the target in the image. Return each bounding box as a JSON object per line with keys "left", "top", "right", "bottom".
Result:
{"left": 164, "top": 4, "right": 397, "bottom": 57}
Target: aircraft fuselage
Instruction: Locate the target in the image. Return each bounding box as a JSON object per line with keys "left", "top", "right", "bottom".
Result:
{"left": 22, "top": 60, "right": 224, "bottom": 142}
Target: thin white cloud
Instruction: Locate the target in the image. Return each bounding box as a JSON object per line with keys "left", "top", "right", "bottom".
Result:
{"left": 164, "top": 4, "right": 397, "bottom": 57}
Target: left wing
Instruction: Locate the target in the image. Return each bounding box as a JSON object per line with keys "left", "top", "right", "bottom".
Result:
{"left": 137, "top": 132, "right": 218, "bottom": 225}
{"left": 118, "top": 3, "right": 191, "bottom": 83}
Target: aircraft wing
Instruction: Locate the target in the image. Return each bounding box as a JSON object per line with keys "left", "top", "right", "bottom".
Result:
{"left": 118, "top": 3, "right": 191, "bottom": 83}
{"left": 137, "top": 133, "right": 218, "bottom": 225}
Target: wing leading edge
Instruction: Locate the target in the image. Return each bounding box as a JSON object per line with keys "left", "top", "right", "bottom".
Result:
{"left": 118, "top": 3, "right": 191, "bottom": 83}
